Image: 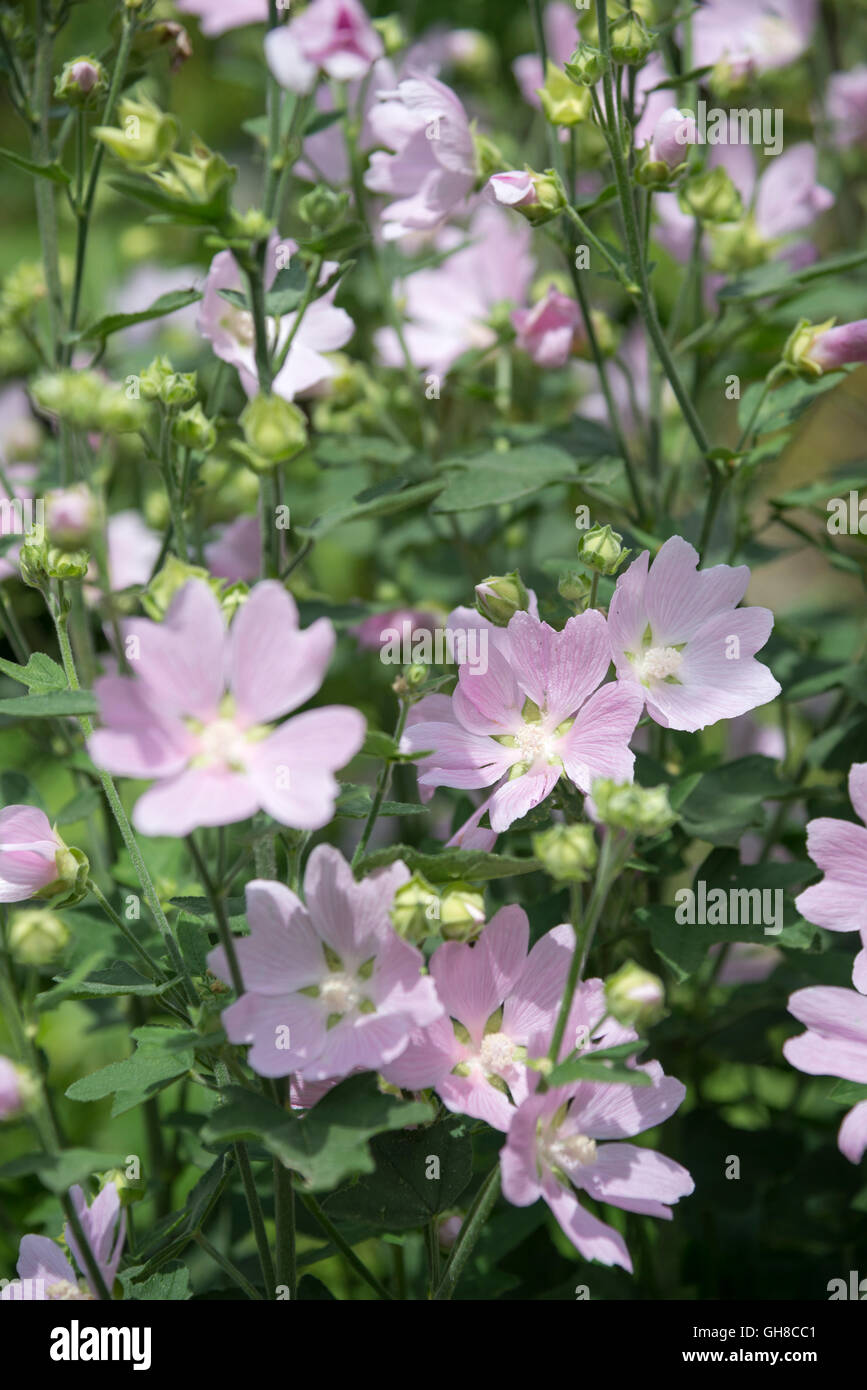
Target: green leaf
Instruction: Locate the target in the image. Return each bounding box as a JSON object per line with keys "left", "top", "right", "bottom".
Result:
{"left": 0, "top": 146, "right": 72, "bottom": 185}
{"left": 322, "top": 1118, "right": 473, "bottom": 1231}
{"left": 119, "top": 1264, "right": 193, "bottom": 1301}
{"left": 44, "top": 961, "right": 182, "bottom": 1002}
{"left": 78, "top": 288, "right": 202, "bottom": 344}
{"left": 297, "top": 478, "right": 443, "bottom": 539}
{"left": 303, "top": 108, "right": 345, "bottom": 137}
{"left": 335, "top": 784, "right": 425, "bottom": 819}
{"left": 355, "top": 844, "right": 540, "bottom": 883}
{"left": 677, "top": 756, "right": 788, "bottom": 846}
{"left": 0, "top": 1148, "right": 127, "bottom": 1192}
{"left": 264, "top": 260, "right": 308, "bottom": 315}
{"left": 719, "top": 249, "right": 867, "bottom": 302}
{"left": 200, "top": 1074, "right": 434, "bottom": 1191}
{"left": 828, "top": 1080, "right": 867, "bottom": 1106}
{"left": 0, "top": 652, "right": 67, "bottom": 693}
{"left": 0, "top": 689, "right": 98, "bottom": 718}
{"left": 547, "top": 1057, "right": 652, "bottom": 1087}
{"left": 56, "top": 786, "right": 102, "bottom": 826}
{"left": 66, "top": 1039, "right": 194, "bottom": 1118}
{"left": 432, "top": 445, "right": 576, "bottom": 513}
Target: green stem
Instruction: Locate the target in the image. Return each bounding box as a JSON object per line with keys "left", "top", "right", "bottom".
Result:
{"left": 192, "top": 1231, "right": 264, "bottom": 1300}
{"left": 351, "top": 700, "right": 408, "bottom": 867}
{"left": 300, "top": 1192, "right": 394, "bottom": 1300}
{"left": 563, "top": 204, "right": 638, "bottom": 295}
{"left": 233, "top": 1141, "right": 277, "bottom": 1298}
{"left": 433, "top": 1164, "right": 501, "bottom": 1300}
{"left": 33, "top": 3, "right": 63, "bottom": 361}
{"left": 273, "top": 1155, "right": 296, "bottom": 1297}
{"left": 186, "top": 834, "right": 244, "bottom": 996}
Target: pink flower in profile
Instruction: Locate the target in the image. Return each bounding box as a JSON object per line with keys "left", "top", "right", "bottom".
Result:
{"left": 198, "top": 235, "right": 354, "bottom": 401}
{"left": 376, "top": 205, "right": 533, "bottom": 374}
{"left": 175, "top": 0, "right": 267, "bottom": 38}
{"left": 205, "top": 515, "right": 261, "bottom": 584}
{"left": 512, "top": 2, "right": 576, "bottom": 107}
{"left": 784, "top": 986, "right": 867, "bottom": 1163}
{"left": 691, "top": 0, "right": 816, "bottom": 80}
{"left": 208, "top": 846, "right": 442, "bottom": 1080}
{"left": 512, "top": 287, "right": 585, "bottom": 368}
{"left": 500, "top": 979, "right": 692, "bottom": 1271}
{"left": 796, "top": 762, "right": 867, "bottom": 993}
{"left": 608, "top": 536, "right": 780, "bottom": 733}
{"left": 0, "top": 1183, "right": 125, "bottom": 1300}
{"left": 486, "top": 171, "right": 539, "bottom": 210}
{"left": 404, "top": 608, "right": 643, "bottom": 834}
{"left": 352, "top": 607, "right": 438, "bottom": 652}
{"left": 265, "top": 0, "right": 383, "bottom": 94}
{"left": 365, "top": 71, "right": 476, "bottom": 240}
{"left": 0, "top": 807, "right": 70, "bottom": 903}
{"left": 0, "top": 1055, "right": 26, "bottom": 1119}
{"left": 827, "top": 66, "right": 867, "bottom": 148}
{"left": 649, "top": 107, "right": 698, "bottom": 169}
{"left": 383, "top": 910, "right": 580, "bottom": 1130}
{"left": 709, "top": 942, "right": 782, "bottom": 985}
{"left": 804, "top": 320, "right": 867, "bottom": 373}
{"left": 88, "top": 580, "right": 365, "bottom": 836}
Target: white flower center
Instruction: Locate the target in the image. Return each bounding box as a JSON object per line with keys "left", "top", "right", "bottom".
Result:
{"left": 637, "top": 645, "right": 683, "bottom": 683}
{"left": 478, "top": 1031, "right": 515, "bottom": 1073}
{"left": 194, "top": 717, "right": 252, "bottom": 771}
{"left": 543, "top": 1129, "right": 598, "bottom": 1171}
{"left": 515, "top": 722, "right": 556, "bottom": 765}
{"left": 222, "top": 308, "right": 255, "bottom": 348}
{"left": 46, "top": 1280, "right": 94, "bottom": 1301}
{"left": 320, "top": 971, "right": 362, "bottom": 1015}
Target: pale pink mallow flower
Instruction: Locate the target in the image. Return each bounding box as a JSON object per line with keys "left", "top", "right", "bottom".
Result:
{"left": 204, "top": 515, "right": 261, "bottom": 584}
{"left": 796, "top": 762, "right": 867, "bottom": 993}
{"left": 805, "top": 320, "right": 867, "bottom": 372}
{"left": 500, "top": 978, "right": 692, "bottom": 1271}
{"left": 709, "top": 942, "right": 782, "bottom": 985}
{"left": 175, "top": 0, "right": 267, "bottom": 38}
{"left": 353, "top": 607, "right": 438, "bottom": 652}
{"left": 783, "top": 986, "right": 867, "bottom": 1163}
{"left": 383, "top": 909, "right": 576, "bottom": 1129}
{"left": 365, "top": 71, "right": 476, "bottom": 241}
{"left": 486, "top": 171, "right": 538, "bottom": 210}
{"left": 649, "top": 107, "right": 698, "bottom": 169}
{"left": 0, "top": 807, "right": 70, "bottom": 903}
{"left": 608, "top": 536, "right": 780, "bottom": 733}
{"left": 512, "top": 288, "right": 585, "bottom": 368}
{"left": 265, "top": 0, "right": 383, "bottom": 94}
{"left": 88, "top": 580, "right": 365, "bottom": 837}
{"left": 208, "top": 845, "right": 442, "bottom": 1080}
{"left": 0, "top": 1055, "right": 25, "bottom": 1119}
{"left": 404, "top": 608, "right": 644, "bottom": 834}
{"left": 827, "top": 66, "right": 867, "bottom": 148}
{"left": 512, "top": 2, "right": 577, "bottom": 108}
{"left": 198, "top": 235, "right": 354, "bottom": 401}
{"left": 691, "top": 0, "right": 816, "bottom": 80}
{"left": 0, "top": 1183, "right": 125, "bottom": 1300}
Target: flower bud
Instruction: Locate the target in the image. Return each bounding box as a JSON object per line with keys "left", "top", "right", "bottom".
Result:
{"left": 565, "top": 43, "right": 609, "bottom": 86}
{"left": 45, "top": 484, "right": 97, "bottom": 549}
{"left": 784, "top": 316, "right": 867, "bottom": 376}
{"left": 1, "top": 262, "right": 46, "bottom": 319}
{"left": 100, "top": 1166, "right": 146, "bottom": 1206}
{"left": 558, "top": 569, "right": 591, "bottom": 603}
{"left": 532, "top": 823, "right": 598, "bottom": 882}
{"left": 605, "top": 960, "right": 666, "bottom": 1028}
{"left": 132, "top": 21, "right": 193, "bottom": 73}
{"left": 92, "top": 95, "right": 178, "bottom": 170}
{"left": 44, "top": 546, "right": 91, "bottom": 581}
{"left": 298, "top": 184, "right": 350, "bottom": 230}
{"left": 54, "top": 56, "right": 107, "bottom": 106}
{"left": 30, "top": 368, "right": 104, "bottom": 428}
{"left": 439, "top": 883, "right": 486, "bottom": 942}
{"left": 707, "top": 215, "right": 770, "bottom": 273}
{"left": 18, "top": 542, "right": 50, "bottom": 591}
{"left": 95, "top": 384, "right": 147, "bottom": 434}
{"left": 578, "top": 523, "right": 630, "bottom": 576}
{"left": 608, "top": 11, "right": 655, "bottom": 64}
{"left": 538, "top": 61, "right": 592, "bottom": 127}
{"left": 389, "top": 872, "right": 441, "bottom": 942}
{"left": 172, "top": 403, "right": 216, "bottom": 452}
{"left": 8, "top": 908, "right": 70, "bottom": 964}
{"left": 152, "top": 140, "right": 236, "bottom": 207}
{"left": 405, "top": 662, "right": 428, "bottom": 689}
{"left": 486, "top": 169, "right": 566, "bottom": 224}
{"left": 238, "top": 394, "right": 308, "bottom": 469}
{"left": 228, "top": 207, "right": 275, "bottom": 242}
{"left": 0, "top": 1055, "right": 38, "bottom": 1119}
{"left": 436, "top": 1213, "right": 463, "bottom": 1249}
{"left": 142, "top": 554, "right": 213, "bottom": 620}
{"left": 649, "top": 107, "right": 698, "bottom": 171}
{"left": 475, "top": 570, "right": 530, "bottom": 626}
{"left": 372, "top": 14, "right": 406, "bottom": 57}
{"left": 678, "top": 166, "right": 743, "bottom": 224}
{"left": 159, "top": 371, "right": 198, "bottom": 408}
{"left": 591, "top": 779, "right": 676, "bottom": 836}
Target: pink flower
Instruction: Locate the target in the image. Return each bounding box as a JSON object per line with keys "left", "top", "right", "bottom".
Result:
{"left": 175, "top": 0, "right": 267, "bottom": 38}
{"left": 88, "top": 580, "right": 365, "bottom": 836}
{"left": 650, "top": 107, "right": 697, "bottom": 169}
{"left": 709, "top": 942, "right": 782, "bottom": 985}
{"left": 105, "top": 511, "right": 161, "bottom": 592}
{"left": 352, "top": 607, "right": 438, "bottom": 652}
{"left": 198, "top": 235, "right": 354, "bottom": 401}
{"left": 45, "top": 484, "right": 96, "bottom": 546}
{"left": 0, "top": 806, "right": 69, "bottom": 903}
{"left": 499, "top": 979, "right": 692, "bottom": 1271}
{"left": 608, "top": 536, "right": 780, "bottom": 732}
{"left": 404, "top": 608, "right": 643, "bottom": 835}
{"left": 486, "top": 171, "right": 538, "bottom": 209}
{"left": 376, "top": 205, "right": 533, "bottom": 374}
{"left": 0, "top": 1055, "right": 25, "bottom": 1119}
{"left": 205, "top": 515, "right": 261, "bottom": 584}
{"left": 512, "top": 287, "right": 584, "bottom": 368}
{"left": 512, "top": 2, "right": 577, "bottom": 107}
{"left": 827, "top": 65, "right": 867, "bottom": 148}
{"left": 796, "top": 762, "right": 867, "bottom": 993}
{"left": 365, "top": 71, "right": 476, "bottom": 240}
{"left": 691, "top": 0, "right": 816, "bottom": 80}
{"left": 783, "top": 986, "right": 867, "bottom": 1163}
{"left": 265, "top": 0, "right": 383, "bottom": 94}
{"left": 383, "top": 910, "right": 580, "bottom": 1130}
{"left": 208, "top": 845, "right": 442, "bottom": 1080}
{"left": 806, "top": 320, "right": 867, "bottom": 372}
{"left": 0, "top": 1183, "right": 125, "bottom": 1300}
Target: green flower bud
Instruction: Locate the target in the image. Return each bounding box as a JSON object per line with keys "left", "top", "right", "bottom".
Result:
{"left": 92, "top": 95, "right": 178, "bottom": 170}
{"left": 783, "top": 316, "right": 836, "bottom": 378}
{"left": 472, "top": 132, "right": 506, "bottom": 185}
{"left": 298, "top": 184, "right": 350, "bottom": 230}
{"left": 605, "top": 960, "right": 666, "bottom": 1028}
{"left": 1, "top": 262, "right": 47, "bottom": 319}
{"left": 96, "top": 384, "right": 147, "bottom": 434}
{"left": 8, "top": 909, "right": 70, "bottom": 965}
{"left": 558, "top": 569, "right": 591, "bottom": 603}
{"left": 36, "top": 842, "right": 89, "bottom": 908}
{"left": 139, "top": 355, "right": 175, "bottom": 401}
{"left": 532, "top": 823, "right": 598, "bottom": 882}
{"left": 405, "top": 662, "right": 428, "bottom": 689}
{"left": 578, "top": 523, "right": 630, "bottom": 576}
{"left": 159, "top": 371, "right": 198, "bottom": 408}
{"left": 229, "top": 207, "right": 275, "bottom": 242}
{"left": 708, "top": 215, "right": 771, "bottom": 273}
{"left": 439, "top": 883, "right": 486, "bottom": 942}
{"left": 143, "top": 554, "right": 214, "bottom": 620}
{"left": 172, "top": 403, "right": 216, "bottom": 452}
{"left": 591, "top": 779, "right": 677, "bottom": 836}
{"left": 239, "top": 394, "right": 308, "bottom": 467}
{"left": 31, "top": 369, "right": 103, "bottom": 428}
{"left": 54, "top": 56, "right": 107, "bottom": 107}
{"left": 678, "top": 166, "right": 743, "bottom": 225}
{"left": 151, "top": 138, "right": 236, "bottom": 206}
{"left": 538, "top": 61, "right": 592, "bottom": 127}
{"left": 475, "top": 570, "right": 530, "bottom": 626}
{"left": 44, "top": 546, "right": 91, "bottom": 581}
{"left": 565, "top": 43, "right": 609, "bottom": 86}
{"left": 608, "top": 11, "right": 655, "bottom": 64}
{"left": 389, "top": 872, "right": 441, "bottom": 942}
{"left": 372, "top": 15, "right": 406, "bottom": 56}
{"left": 100, "top": 1166, "right": 146, "bottom": 1206}
{"left": 18, "top": 542, "right": 50, "bottom": 591}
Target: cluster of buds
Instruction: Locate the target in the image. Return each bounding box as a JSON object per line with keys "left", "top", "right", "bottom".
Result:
{"left": 389, "top": 874, "right": 486, "bottom": 944}
{"left": 140, "top": 354, "right": 197, "bottom": 407}
{"left": 474, "top": 570, "right": 530, "bottom": 626}
{"left": 30, "top": 369, "right": 145, "bottom": 434}
{"left": 591, "top": 779, "right": 677, "bottom": 837}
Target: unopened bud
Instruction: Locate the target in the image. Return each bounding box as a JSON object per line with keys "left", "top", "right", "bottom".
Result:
{"left": 475, "top": 570, "right": 530, "bottom": 626}
{"left": 605, "top": 960, "right": 666, "bottom": 1028}
{"left": 591, "top": 779, "right": 676, "bottom": 836}
{"left": 578, "top": 523, "right": 629, "bottom": 576}
{"left": 532, "top": 823, "right": 598, "bottom": 882}
{"left": 538, "top": 61, "right": 592, "bottom": 127}
{"left": 389, "top": 872, "right": 441, "bottom": 942}
{"left": 608, "top": 11, "right": 655, "bottom": 64}
{"left": 55, "top": 56, "right": 107, "bottom": 106}
{"left": 439, "top": 883, "right": 486, "bottom": 942}
{"left": 565, "top": 43, "right": 609, "bottom": 86}
{"left": 172, "top": 403, "right": 216, "bottom": 451}
{"left": 678, "top": 166, "right": 743, "bottom": 224}
{"left": 8, "top": 908, "right": 71, "bottom": 964}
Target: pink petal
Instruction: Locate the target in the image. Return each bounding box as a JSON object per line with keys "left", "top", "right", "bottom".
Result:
{"left": 839, "top": 1099, "right": 867, "bottom": 1164}
{"left": 558, "top": 681, "right": 644, "bottom": 790}
{"left": 543, "top": 1176, "right": 633, "bottom": 1271}
{"left": 230, "top": 582, "right": 335, "bottom": 724}
{"left": 222, "top": 990, "right": 325, "bottom": 1076}
{"left": 131, "top": 767, "right": 261, "bottom": 836}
